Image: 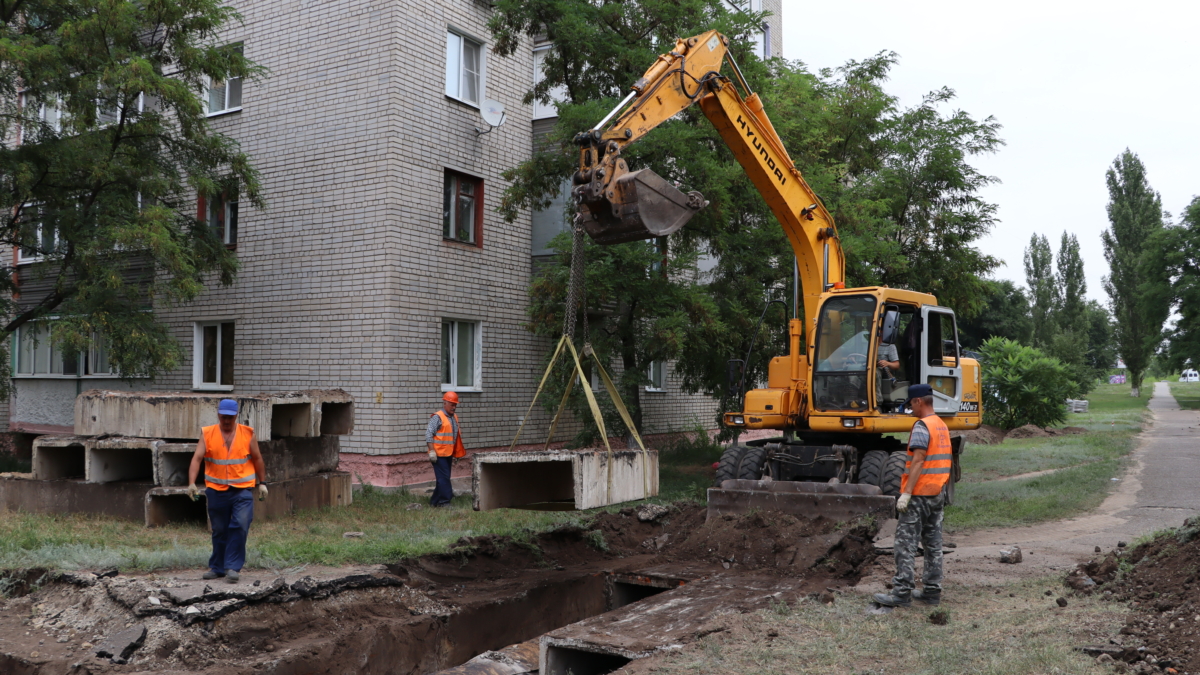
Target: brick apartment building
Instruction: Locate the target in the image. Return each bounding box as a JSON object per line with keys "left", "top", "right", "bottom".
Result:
{"left": 6, "top": 0, "right": 783, "bottom": 486}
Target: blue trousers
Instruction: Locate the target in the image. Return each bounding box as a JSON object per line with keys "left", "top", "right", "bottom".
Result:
{"left": 207, "top": 486, "right": 254, "bottom": 574}
{"left": 430, "top": 457, "right": 454, "bottom": 506}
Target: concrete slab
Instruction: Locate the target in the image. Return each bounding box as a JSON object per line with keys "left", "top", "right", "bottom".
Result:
{"left": 87, "top": 437, "right": 158, "bottom": 483}
{"left": 145, "top": 471, "right": 354, "bottom": 526}
{"left": 32, "top": 435, "right": 91, "bottom": 480}
{"left": 153, "top": 443, "right": 195, "bottom": 487}
{"left": 472, "top": 449, "right": 659, "bottom": 511}
{"left": 259, "top": 435, "right": 341, "bottom": 482}
{"left": 706, "top": 479, "right": 896, "bottom": 522}
{"left": 0, "top": 475, "right": 148, "bottom": 520}
{"left": 74, "top": 389, "right": 355, "bottom": 442}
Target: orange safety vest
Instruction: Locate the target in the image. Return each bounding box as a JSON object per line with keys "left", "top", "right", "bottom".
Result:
{"left": 901, "top": 414, "right": 953, "bottom": 496}
{"left": 431, "top": 410, "right": 466, "bottom": 458}
{"left": 202, "top": 424, "right": 257, "bottom": 491}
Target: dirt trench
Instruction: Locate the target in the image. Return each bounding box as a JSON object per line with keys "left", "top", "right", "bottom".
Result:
{"left": 0, "top": 503, "right": 880, "bottom": 675}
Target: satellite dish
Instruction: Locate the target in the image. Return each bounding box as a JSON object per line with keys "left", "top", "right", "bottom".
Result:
{"left": 476, "top": 100, "right": 506, "bottom": 135}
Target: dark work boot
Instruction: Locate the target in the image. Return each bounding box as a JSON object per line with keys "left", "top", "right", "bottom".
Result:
{"left": 913, "top": 589, "right": 941, "bottom": 605}
{"left": 202, "top": 570, "right": 224, "bottom": 580}
{"left": 872, "top": 592, "right": 911, "bottom": 607}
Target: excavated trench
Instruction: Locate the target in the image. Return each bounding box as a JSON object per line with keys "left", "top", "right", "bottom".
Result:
{"left": 0, "top": 503, "right": 881, "bottom": 675}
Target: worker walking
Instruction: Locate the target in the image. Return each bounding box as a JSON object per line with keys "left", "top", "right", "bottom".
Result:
{"left": 186, "top": 399, "right": 268, "bottom": 584}
{"left": 426, "top": 392, "right": 466, "bottom": 507}
{"left": 874, "top": 384, "right": 952, "bottom": 607}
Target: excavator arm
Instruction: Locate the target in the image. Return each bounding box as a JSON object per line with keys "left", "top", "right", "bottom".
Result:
{"left": 573, "top": 29, "right": 845, "bottom": 324}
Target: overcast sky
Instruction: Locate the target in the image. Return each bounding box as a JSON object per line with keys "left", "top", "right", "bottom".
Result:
{"left": 781, "top": 0, "right": 1200, "bottom": 304}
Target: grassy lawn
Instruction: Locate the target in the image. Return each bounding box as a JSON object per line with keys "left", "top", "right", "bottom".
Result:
{"left": 638, "top": 575, "right": 1124, "bottom": 675}
{"left": 946, "top": 382, "right": 1153, "bottom": 531}
{"left": 1168, "top": 381, "right": 1200, "bottom": 410}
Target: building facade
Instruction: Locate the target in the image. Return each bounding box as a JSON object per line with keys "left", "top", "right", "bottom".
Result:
{"left": 8, "top": 0, "right": 783, "bottom": 486}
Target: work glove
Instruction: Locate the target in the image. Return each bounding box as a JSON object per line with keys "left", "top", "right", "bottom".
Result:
{"left": 187, "top": 483, "right": 202, "bottom": 502}
{"left": 428, "top": 451, "right": 438, "bottom": 465}
{"left": 896, "top": 493, "right": 911, "bottom": 513}
{"left": 257, "top": 484, "right": 269, "bottom": 502}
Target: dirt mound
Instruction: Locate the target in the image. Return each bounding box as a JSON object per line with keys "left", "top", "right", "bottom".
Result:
{"left": 1068, "top": 517, "right": 1200, "bottom": 672}
{"left": 953, "top": 424, "right": 1005, "bottom": 445}
{"left": 1006, "top": 424, "right": 1050, "bottom": 439}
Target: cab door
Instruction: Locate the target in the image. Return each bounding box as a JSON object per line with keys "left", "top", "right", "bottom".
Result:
{"left": 920, "top": 306, "right": 962, "bottom": 414}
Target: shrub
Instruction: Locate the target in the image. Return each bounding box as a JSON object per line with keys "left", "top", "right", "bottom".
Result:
{"left": 979, "top": 337, "right": 1080, "bottom": 430}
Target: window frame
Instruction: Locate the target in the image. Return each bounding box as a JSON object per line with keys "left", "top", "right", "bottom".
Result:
{"left": 205, "top": 44, "right": 244, "bottom": 117}
{"left": 440, "top": 319, "right": 483, "bottom": 393}
{"left": 442, "top": 170, "right": 483, "bottom": 247}
{"left": 192, "top": 320, "right": 235, "bottom": 391}
{"left": 199, "top": 192, "right": 238, "bottom": 247}
{"left": 12, "top": 322, "right": 119, "bottom": 378}
{"left": 645, "top": 360, "right": 666, "bottom": 392}
{"left": 16, "top": 203, "right": 57, "bottom": 265}
{"left": 444, "top": 29, "right": 485, "bottom": 107}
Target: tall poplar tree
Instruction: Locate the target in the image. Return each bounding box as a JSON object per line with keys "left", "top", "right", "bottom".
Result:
{"left": 1023, "top": 233, "right": 1057, "bottom": 347}
{"left": 1056, "top": 232, "right": 1087, "bottom": 330}
{"left": 1101, "top": 150, "right": 1170, "bottom": 396}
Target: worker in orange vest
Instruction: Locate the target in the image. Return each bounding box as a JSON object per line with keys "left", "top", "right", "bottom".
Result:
{"left": 873, "top": 383, "right": 953, "bottom": 608}
{"left": 186, "top": 399, "right": 268, "bottom": 584}
{"left": 425, "top": 391, "right": 466, "bottom": 507}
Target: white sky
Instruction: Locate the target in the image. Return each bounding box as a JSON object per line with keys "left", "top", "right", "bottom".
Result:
{"left": 781, "top": 0, "right": 1200, "bottom": 303}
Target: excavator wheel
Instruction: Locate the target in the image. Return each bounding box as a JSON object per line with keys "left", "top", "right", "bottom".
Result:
{"left": 736, "top": 447, "right": 769, "bottom": 481}
{"left": 879, "top": 451, "right": 908, "bottom": 497}
{"left": 714, "top": 445, "right": 749, "bottom": 487}
{"left": 857, "top": 450, "right": 889, "bottom": 487}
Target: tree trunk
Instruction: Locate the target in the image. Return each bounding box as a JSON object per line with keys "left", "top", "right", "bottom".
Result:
{"left": 1131, "top": 387, "right": 1140, "bottom": 397}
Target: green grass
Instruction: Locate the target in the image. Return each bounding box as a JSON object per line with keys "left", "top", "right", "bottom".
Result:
{"left": 945, "top": 383, "right": 1152, "bottom": 531}
{"left": 655, "top": 427, "right": 724, "bottom": 502}
{"left": 1168, "top": 381, "right": 1200, "bottom": 410}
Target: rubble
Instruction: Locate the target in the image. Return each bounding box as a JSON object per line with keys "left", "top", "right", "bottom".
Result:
{"left": 999, "top": 546, "right": 1023, "bottom": 563}
{"left": 93, "top": 623, "right": 146, "bottom": 662}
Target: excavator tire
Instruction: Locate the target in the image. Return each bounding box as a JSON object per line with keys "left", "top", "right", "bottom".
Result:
{"left": 714, "top": 445, "right": 749, "bottom": 487}
{"left": 857, "top": 450, "right": 889, "bottom": 487}
{"left": 736, "top": 447, "right": 770, "bottom": 481}
{"left": 879, "top": 451, "right": 908, "bottom": 497}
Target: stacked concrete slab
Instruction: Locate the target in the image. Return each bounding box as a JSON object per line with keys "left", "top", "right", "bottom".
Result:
{"left": 472, "top": 449, "right": 659, "bottom": 511}
{"left": 3, "top": 389, "right": 355, "bottom": 526}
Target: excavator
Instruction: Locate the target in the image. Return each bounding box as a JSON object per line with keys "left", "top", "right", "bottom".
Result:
{"left": 573, "top": 30, "right": 981, "bottom": 519}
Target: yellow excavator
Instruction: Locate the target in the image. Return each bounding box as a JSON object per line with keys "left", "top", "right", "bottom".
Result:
{"left": 574, "top": 30, "right": 981, "bottom": 515}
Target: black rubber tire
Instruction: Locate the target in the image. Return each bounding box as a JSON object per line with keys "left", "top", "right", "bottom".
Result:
{"left": 879, "top": 451, "right": 908, "bottom": 497}
{"left": 736, "top": 447, "right": 769, "bottom": 481}
{"left": 714, "top": 445, "right": 748, "bottom": 487}
{"left": 857, "top": 450, "right": 888, "bottom": 486}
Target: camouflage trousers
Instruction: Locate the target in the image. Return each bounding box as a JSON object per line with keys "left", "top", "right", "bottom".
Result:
{"left": 891, "top": 492, "right": 945, "bottom": 597}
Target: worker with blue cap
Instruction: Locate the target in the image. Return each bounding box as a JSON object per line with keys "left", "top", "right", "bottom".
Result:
{"left": 186, "top": 398, "right": 268, "bottom": 584}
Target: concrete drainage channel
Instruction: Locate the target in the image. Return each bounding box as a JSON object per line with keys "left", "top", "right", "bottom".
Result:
{"left": 0, "top": 504, "right": 879, "bottom": 675}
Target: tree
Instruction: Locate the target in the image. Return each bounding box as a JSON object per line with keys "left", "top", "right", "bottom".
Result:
{"left": 1083, "top": 300, "right": 1117, "bottom": 380}
{"left": 1101, "top": 150, "right": 1171, "bottom": 396}
{"left": 979, "top": 337, "right": 1079, "bottom": 430}
{"left": 490, "top": 0, "right": 1004, "bottom": 432}
{"left": 957, "top": 279, "right": 1032, "bottom": 350}
{"left": 0, "top": 0, "right": 261, "bottom": 392}
{"left": 1024, "top": 233, "right": 1057, "bottom": 347}
{"left": 1056, "top": 232, "right": 1087, "bottom": 331}
{"left": 1158, "top": 197, "right": 1200, "bottom": 372}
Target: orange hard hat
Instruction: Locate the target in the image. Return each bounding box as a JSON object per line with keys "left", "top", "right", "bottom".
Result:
{"left": 442, "top": 391, "right": 459, "bottom": 404}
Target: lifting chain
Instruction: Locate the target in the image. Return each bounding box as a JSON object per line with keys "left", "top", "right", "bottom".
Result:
{"left": 563, "top": 225, "right": 589, "bottom": 346}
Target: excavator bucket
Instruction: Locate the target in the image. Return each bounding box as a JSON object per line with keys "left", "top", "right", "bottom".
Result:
{"left": 576, "top": 169, "right": 708, "bottom": 245}
{"left": 707, "top": 479, "right": 896, "bottom": 523}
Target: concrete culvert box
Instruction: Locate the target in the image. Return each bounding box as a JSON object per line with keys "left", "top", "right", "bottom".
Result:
{"left": 32, "top": 437, "right": 89, "bottom": 480}
{"left": 145, "top": 489, "right": 209, "bottom": 527}
{"left": 87, "top": 439, "right": 157, "bottom": 483}
{"left": 319, "top": 402, "right": 354, "bottom": 435}
{"left": 154, "top": 443, "right": 196, "bottom": 487}
{"left": 472, "top": 449, "right": 659, "bottom": 511}
{"left": 542, "top": 643, "right": 631, "bottom": 675}
{"left": 270, "top": 403, "right": 312, "bottom": 438}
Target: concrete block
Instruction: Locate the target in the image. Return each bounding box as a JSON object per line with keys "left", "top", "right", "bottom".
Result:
{"left": 0, "top": 473, "right": 148, "bottom": 520}
{"left": 87, "top": 438, "right": 158, "bottom": 483}
{"left": 472, "top": 449, "right": 658, "bottom": 511}
{"left": 32, "top": 435, "right": 91, "bottom": 480}
{"left": 74, "top": 389, "right": 355, "bottom": 442}
{"left": 259, "top": 435, "right": 341, "bottom": 483}
{"left": 706, "top": 479, "right": 895, "bottom": 522}
{"left": 154, "top": 443, "right": 197, "bottom": 487}
{"left": 145, "top": 471, "right": 353, "bottom": 527}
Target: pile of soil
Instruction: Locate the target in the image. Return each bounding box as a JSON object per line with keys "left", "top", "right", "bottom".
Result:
{"left": 953, "top": 424, "right": 1006, "bottom": 445}
{"left": 1068, "top": 517, "right": 1200, "bottom": 673}
{"left": 1006, "top": 424, "right": 1051, "bottom": 439}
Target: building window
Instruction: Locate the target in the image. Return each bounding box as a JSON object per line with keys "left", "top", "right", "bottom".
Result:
{"left": 194, "top": 321, "right": 234, "bottom": 390}
{"left": 206, "top": 45, "right": 244, "bottom": 116}
{"left": 445, "top": 31, "right": 482, "bottom": 106}
{"left": 14, "top": 323, "right": 115, "bottom": 377}
{"left": 443, "top": 171, "right": 482, "bottom": 245}
{"left": 532, "top": 47, "right": 569, "bottom": 120}
{"left": 17, "top": 205, "right": 57, "bottom": 264}
{"left": 441, "top": 320, "right": 481, "bottom": 391}
{"left": 203, "top": 193, "right": 238, "bottom": 246}
{"left": 646, "top": 361, "right": 665, "bottom": 392}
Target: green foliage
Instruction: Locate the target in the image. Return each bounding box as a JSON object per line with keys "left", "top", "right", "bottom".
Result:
{"left": 978, "top": 337, "right": 1078, "bottom": 429}
{"left": 957, "top": 279, "right": 1031, "bottom": 350}
{"left": 1158, "top": 197, "right": 1200, "bottom": 372}
{"left": 492, "top": 0, "right": 1004, "bottom": 420}
{"left": 1024, "top": 233, "right": 1057, "bottom": 346}
{"left": 1102, "top": 149, "right": 1171, "bottom": 394}
{"left": 0, "top": 0, "right": 262, "bottom": 388}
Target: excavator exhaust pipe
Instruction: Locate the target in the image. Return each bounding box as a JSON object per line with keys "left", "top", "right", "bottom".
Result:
{"left": 575, "top": 169, "right": 708, "bottom": 245}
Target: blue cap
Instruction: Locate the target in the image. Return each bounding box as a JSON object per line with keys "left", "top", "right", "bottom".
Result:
{"left": 902, "top": 383, "right": 933, "bottom": 409}
{"left": 217, "top": 399, "right": 238, "bottom": 416}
